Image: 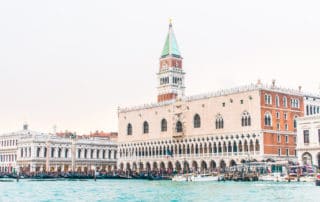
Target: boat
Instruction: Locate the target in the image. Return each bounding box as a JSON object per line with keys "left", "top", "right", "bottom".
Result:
{"left": 287, "top": 165, "right": 317, "bottom": 182}
{"left": 118, "top": 174, "right": 132, "bottom": 179}
{"left": 148, "top": 175, "right": 171, "bottom": 180}
{"left": 33, "top": 173, "right": 57, "bottom": 179}
{"left": 131, "top": 172, "right": 149, "bottom": 180}
{"left": 190, "top": 174, "right": 219, "bottom": 182}
{"left": 259, "top": 172, "right": 286, "bottom": 182}
{"left": 316, "top": 174, "right": 320, "bottom": 186}
{"left": 172, "top": 173, "right": 220, "bottom": 182}
{"left": 298, "top": 175, "right": 315, "bottom": 182}
{"left": 172, "top": 174, "right": 188, "bottom": 182}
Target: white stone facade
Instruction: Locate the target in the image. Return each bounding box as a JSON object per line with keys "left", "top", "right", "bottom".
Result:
{"left": 0, "top": 132, "right": 19, "bottom": 173}
{"left": 118, "top": 84, "right": 304, "bottom": 173}
{"left": 296, "top": 115, "right": 320, "bottom": 167}
{"left": 304, "top": 95, "right": 320, "bottom": 116}
{"left": 157, "top": 64, "right": 185, "bottom": 98}
{"left": 0, "top": 127, "right": 117, "bottom": 173}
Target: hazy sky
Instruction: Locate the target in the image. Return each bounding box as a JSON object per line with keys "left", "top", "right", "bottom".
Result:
{"left": 1, "top": 0, "right": 320, "bottom": 134}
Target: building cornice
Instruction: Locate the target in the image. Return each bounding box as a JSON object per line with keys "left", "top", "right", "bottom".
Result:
{"left": 297, "top": 114, "right": 320, "bottom": 122}
{"left": 119, "top": 82, "right": 319, "bottom": 113}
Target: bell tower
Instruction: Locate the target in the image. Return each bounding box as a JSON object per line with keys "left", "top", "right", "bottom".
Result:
{"left": 157, "top": 20, "right": 185, "bottom": 102}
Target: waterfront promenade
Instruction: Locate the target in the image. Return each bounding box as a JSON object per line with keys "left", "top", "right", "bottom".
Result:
{"left": 0, "top": 179, "right": 318, "bottom": 202}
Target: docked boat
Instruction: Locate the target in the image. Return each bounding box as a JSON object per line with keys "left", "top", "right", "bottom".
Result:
{"left": 172, "top": 173, "right": 220, "bottom": 182}
{"left": 298, "top": 176, "right": 315, "bottom": 182}
{"left": 316, "top": 174, "right": 320, "bottom": 186}
{"left": 259, "top": 173, "right": 286, "bottom": 182}
{"left": 118, "top": 174, "right": 132, "bottom": 179}
{"left": 190, "top": 174, "right": 219, "bottom": 182}
{"left": 148, "top": 175, "right": 171, "bottom": 180}
{"left": 172, "top": 174, "right": 188, "bottom": 182}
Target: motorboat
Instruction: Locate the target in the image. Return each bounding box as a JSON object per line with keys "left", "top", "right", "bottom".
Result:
{"left": 172, "top": 173, "right": 220, "bottom": 182}
{"left": 298, "top": 175, "right": 315, "bottom": 182}
{"left": 316, "top": 174, "right": 320, "bottom": 186}
{"left": 172, "top": 174, "right": 188, "bottom": 182}
{"left": 189, "top": 174, "right": 219, "bottom": 182}
{"left": 259, "top": 173, "right": 286, "bottom": 182}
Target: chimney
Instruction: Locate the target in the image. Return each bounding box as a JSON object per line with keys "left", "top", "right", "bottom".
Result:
{"left": 298, "top": 86, "right": 302, "bottom": 92}
{"left": 272, "top": 79, "right": 276, "bottom": 87}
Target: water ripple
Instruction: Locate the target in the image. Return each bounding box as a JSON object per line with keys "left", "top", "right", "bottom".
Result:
{"left": 0, "top": 180, "right": 319, "bottom": 202}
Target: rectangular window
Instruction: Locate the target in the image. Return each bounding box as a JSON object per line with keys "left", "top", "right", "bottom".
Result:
{"left": 283, "top": 97, "right": 287, "bottom": 108}
{"left": 291, "top": 98, "right": 300, "bottom": 108}
{"left": 285, "top": 135, "right": 288, "bottom": 143}
{"left": 285, "top": 124, "right": 288, "bottom": 131}
{"left": 276, "top": 112, "right": 280, "bottom": 119}
{"left": 222, "top": 102, "right": 225, "bottom": 107}
{"left": 318, "top": 129, "right": 320, "bottom": 143}
{"left": 286, "top": 148, "right": 289, "bottom": 156}
{"left": 278, "top": 148, "right": 281, "bottom": 156}
{"left": 303, "top": 130, "right": 310, "bottom": 144}
{"left": 276, "top": 96, "right": 280, "bottom": 107}
{"left": 284, "top": 112, "right": 287, "bottom": 120}
{"left": 240, "top": 100, "right": 243, "bottom": 104}
{"left": 264, "top": 94, "right": 272, "bottom": 105}
{"left": 277, "top": 134, "right": 281, "bottom": 143}
{"left": 294, "top": 136, "right": 297, "bottom": 144}
{"left": 277, "top": 123, "right": 280, "bottom": 130}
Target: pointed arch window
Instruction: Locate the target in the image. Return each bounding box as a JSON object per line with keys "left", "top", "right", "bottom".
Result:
{"left": 84, "top": 149, "right": 88, "bottom": 158}
{"left": 36, "top": 147, "right": 41, "bottom": 158}
{"left": 241, "top": 111, "right": 251, "bottom": 127}
{"left": 65, "top": 149, "right": 69, "bottom": 158}
{"left": 58, "top": 148, "right": 62, "bottom": 158}
{"left": 44, "top": 148, "right": 47, "bottom": 158}
{"left": 176, "top": 121, "right": 183, "bottom": 133}
{"left": 51, "top": 148, "right": 55, "bottom": 158}
{"left": 143, "top": 121, "right": 149, "bottom": 134}
{"left": 161, "top": 119, "right": 167, "bottom": 132}
{"left": 215, "top": 114, "right": 224, "bottom": 129}
{"left": 264, "top": 112, "right": 272, "bottom": 126}
{"left": 193, "top": 114, "right": 201, "bottom": 128}
{"left": 127, "top": 123, "right": 132, "bottom": 135}
{"left": 77, "top": 149, "right": 81, "bottom": 158}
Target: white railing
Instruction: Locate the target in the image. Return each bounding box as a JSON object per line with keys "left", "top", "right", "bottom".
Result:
{"left": 121, "top": 150, "right": 262, "bottom": 160}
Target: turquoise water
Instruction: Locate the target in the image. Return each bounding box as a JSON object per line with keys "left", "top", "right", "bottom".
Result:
{"left": 0, "top": 179, "right": 319, "bottom": 202}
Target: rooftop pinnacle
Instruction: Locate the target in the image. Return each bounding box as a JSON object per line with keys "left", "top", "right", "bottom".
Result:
{"left": 161, "top": 20, "right": 181, "bottom": 58}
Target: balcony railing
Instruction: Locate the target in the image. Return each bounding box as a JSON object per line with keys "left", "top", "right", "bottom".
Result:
{"left": 121, "top": 151, "right": 262, "bottom": 160}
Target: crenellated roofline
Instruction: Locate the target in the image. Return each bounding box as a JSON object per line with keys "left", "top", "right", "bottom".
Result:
{"left": 119, "top": 82, "right": 320, "bottom": 113}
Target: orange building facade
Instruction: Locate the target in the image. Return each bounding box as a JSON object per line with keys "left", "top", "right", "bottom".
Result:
{"left": 260, "top": 89, "right": 304, "bottom": 158}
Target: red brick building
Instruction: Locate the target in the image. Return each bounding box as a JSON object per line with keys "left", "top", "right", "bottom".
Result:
{"left": 260, "top": 88, "right": 304, "bottom": 158}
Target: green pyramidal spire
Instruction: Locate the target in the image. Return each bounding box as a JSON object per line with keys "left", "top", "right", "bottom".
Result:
{"left": 161, "top": 20, "right": 181, "bottom": 58}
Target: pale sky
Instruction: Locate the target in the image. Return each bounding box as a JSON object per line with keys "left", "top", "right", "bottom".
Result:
{"left": 1, "top": 0, "right": 320, "bottom": 134}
